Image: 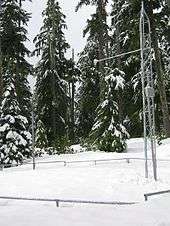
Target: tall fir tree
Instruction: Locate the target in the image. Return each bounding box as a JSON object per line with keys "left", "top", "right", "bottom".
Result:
{"left": 89, "top": 68, "right": 129, "bottom": 152}
{"left": 0, "top": 64, "right": 32, "bottom": 165}
{"left": 76, "top": 0, "right": 109, "bottom": 92}
{"left": 33, "top": 0, "right": 69, "bottom": 153}
{"left": 110, "top": 0, "right": 142, "bottom": 137}
{"left": 77, "top": 42, "right": 100, "bottom": 140}
{"left": 76, "top": 0, "right": 109, "bottom": 141}
{"left": 0, "top": 0, "right": 32, "bottom": 127}
{"left": 65, "top": 57, "right": 80, "bottom": 144}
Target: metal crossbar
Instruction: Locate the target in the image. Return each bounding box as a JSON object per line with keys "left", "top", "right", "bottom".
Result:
{"left": 0, "top": 160, "right": 66, "bottom": 169}
{"left": 144, "top": 190, "right": 170, "bottom": 201}
{"left": 0, "top": 196, "right": 137, "bottom": 207}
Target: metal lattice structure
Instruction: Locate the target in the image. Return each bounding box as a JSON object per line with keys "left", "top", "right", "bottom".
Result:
{"left": 140, "top": 2, "right": 157, "bottom": 180}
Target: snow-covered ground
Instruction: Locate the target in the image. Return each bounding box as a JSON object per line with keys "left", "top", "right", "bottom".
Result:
{"left": 0, "top": 138, "right": 170, "bottom": 226}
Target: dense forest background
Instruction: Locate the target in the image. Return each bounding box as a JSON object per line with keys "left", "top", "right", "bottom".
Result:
{"left": 0, "top": 0, "right": 169, "bottom": 164}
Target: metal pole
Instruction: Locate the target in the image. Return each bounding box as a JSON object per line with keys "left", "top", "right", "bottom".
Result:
{"left": 147, "top": 13, "right": 157, "bottom": 181}
{"left": 94, "top": 48, "right": 143, "bottom": 63}
{"left": 140, "top": 1, "right": 148, "bottom": 179}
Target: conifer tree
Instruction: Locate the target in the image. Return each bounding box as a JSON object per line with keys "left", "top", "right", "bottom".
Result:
{"left": 109, "top": 0, "right": 170, "bottom": 137}
{"left": 130, "top": 0, "right": 170, "bottom": 137}
{"left": 0, "top": 65, "right": 32, "bottom": 165}
{"left": 65, "top": 57, "right": 80, "bottom": 144}
{"left": 0, "top": 0, "right": 3, "bottom": 99}
{"left": 76, "top": 0, "right": 109, "bottom": 94}
{"left": 110, "top": 0, "right": 142, "bottom": 136}
{"left": 77, "top": 42, "right": 100, "bottom": 139}
{"left": 0, "top": 0, "right": 32, "bottom": 126}
{"left": 76, "top": 0, "right": 109, "bottom": 140}
{"left": 89, "top": 68, "right": 129, "bottom": 152}
{"left": 33, "top": 0, "right": 69, "bottom": 152}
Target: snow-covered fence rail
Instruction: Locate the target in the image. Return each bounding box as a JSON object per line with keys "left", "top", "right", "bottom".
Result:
{"left": 0, "top": 160, "right": 66, "bottom": 170}
{"left": 0, "top": 196, "right": 137, "bottom": 207}
{"left": 144, "top": 190, "right": 170, "bottom": 201}
{"left": 0, "top": 158, "right": 136, "bottom": 170}
{"left": 0, "top": 158, "right": 129, "bottom": 170}
{"left": 1, "top": 157, "right": 170, "bottom": 170}
{"left": 63, "top": 158, "right": 131, "bottom": 165}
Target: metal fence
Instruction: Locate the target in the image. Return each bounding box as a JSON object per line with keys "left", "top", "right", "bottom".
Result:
{"left": 0, "top": 196, "right": 137, "bottom": 207}
{"left": 1, "top": 157, "right": 170, "bottom": 171}
{"left": 0, "top": 158, "right": 129, "bottom": 170}
{"left": 144, "top": 190, "right": 170, "bottom": 201}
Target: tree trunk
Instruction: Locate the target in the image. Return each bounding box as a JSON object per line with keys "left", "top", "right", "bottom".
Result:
{"left": 19, "top": 0, "right": 21, "bottom": 26}
{"left": 148, "top": 0, "right": 170, "bottom": 137}
{"left": 97, "top": 0, "right": 108, "bottom": 99}
{"left": 50, "top": 32, "right": 57, "bottom": 146}
{"left": 115, "top": 15, "right": 124, "bottom": 123}
{"left": 70, "top": 79, "right": 75, "bottom": 143}
{"left": 70, "top": 49, "right": 75, "bottom": 143}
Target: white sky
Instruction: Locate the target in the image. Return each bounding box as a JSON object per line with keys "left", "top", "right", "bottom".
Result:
{"left": 24, "top": 0, "right": 94, "bottom": 62}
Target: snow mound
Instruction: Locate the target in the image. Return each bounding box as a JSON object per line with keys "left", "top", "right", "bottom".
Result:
{"left": 70, "top": 144, "right": 86, "bottom": 153}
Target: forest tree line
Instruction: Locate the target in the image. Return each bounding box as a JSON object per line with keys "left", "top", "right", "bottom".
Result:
{"left": 0, "top": 0, "right": 169, "bottom": 164}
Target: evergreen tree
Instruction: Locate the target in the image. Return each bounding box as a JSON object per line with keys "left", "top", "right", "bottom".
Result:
{"left": 77, "top": 42, "right": 100, "bottom": 139}
{"left": 15, "top": 75, "right": 32, "bottom": 126}
{"left": 89, "top": 68, "right": 129, "bottom": 152}
{"left": 0, "top": 0, "right": 3, "bottom": 98}
{"left": 76, "top": 0, "right": 109, "bottom": 94}
{"left": 130, "top": 0, "right": 170, "bottom": 137}
{"left": 110, "top": 0, "right": 142, "bottom": 137}
{"left": 0, "top": 65, "right": 32, "bottom": 165}
{"left": 0, "top": 0, "right": 30, "bottom": 68}
{"left": 76, "top": 0, "right": 109, "bottom": 141}
{"left": 33, "top": 0, "right": 69, "bottom": 152}
{"left": 65, "top": 57, "right": 80, "bottom": 144}
{"left": 0, "top": 0, "right": 32, "bottom": 126}
{"left": 109, "top": 0, "right": 170, "bottom": 137}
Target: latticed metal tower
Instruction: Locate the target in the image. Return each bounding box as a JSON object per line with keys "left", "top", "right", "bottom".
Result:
{"left": 140, "top": 2, "right": 157, "bottom": 181}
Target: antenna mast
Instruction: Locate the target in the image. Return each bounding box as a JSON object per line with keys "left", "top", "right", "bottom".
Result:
{"left": 140, "top": 2, "right": 157, "bottom": 181}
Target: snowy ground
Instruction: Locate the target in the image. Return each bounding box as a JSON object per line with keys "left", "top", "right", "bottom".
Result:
{"left": 0, "top": 138, "right": 170, "bottom": 226}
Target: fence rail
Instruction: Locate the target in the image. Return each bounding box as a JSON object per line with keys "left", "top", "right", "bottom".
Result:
{"left": 1, "top": 157, "right": 170, "bottom": 170}
{"left": 144, "top": 190, "right": 170, "bottom": 201}
{"left": 0, "top": 196, "right": 137, "bottom": 207}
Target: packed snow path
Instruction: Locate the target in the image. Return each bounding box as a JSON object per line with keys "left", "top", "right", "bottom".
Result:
{"left": 0, "top": 138, "right": 170, "bottom": 225}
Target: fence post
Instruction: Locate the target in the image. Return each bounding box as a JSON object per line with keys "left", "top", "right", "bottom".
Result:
{"left": 126, "top": 158, "right": 130, "bottom": 164}
{"left": 31, "top": 109, "right": 36, "bottom": 170}
{"left": 0, "top": 164, "right": 3, "bottom": 171}
{"left": 144, "top": 194, "right": 148, "bottom": 201}
{"left": 56, "top": 200, "right": 59, "bottom": 207}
